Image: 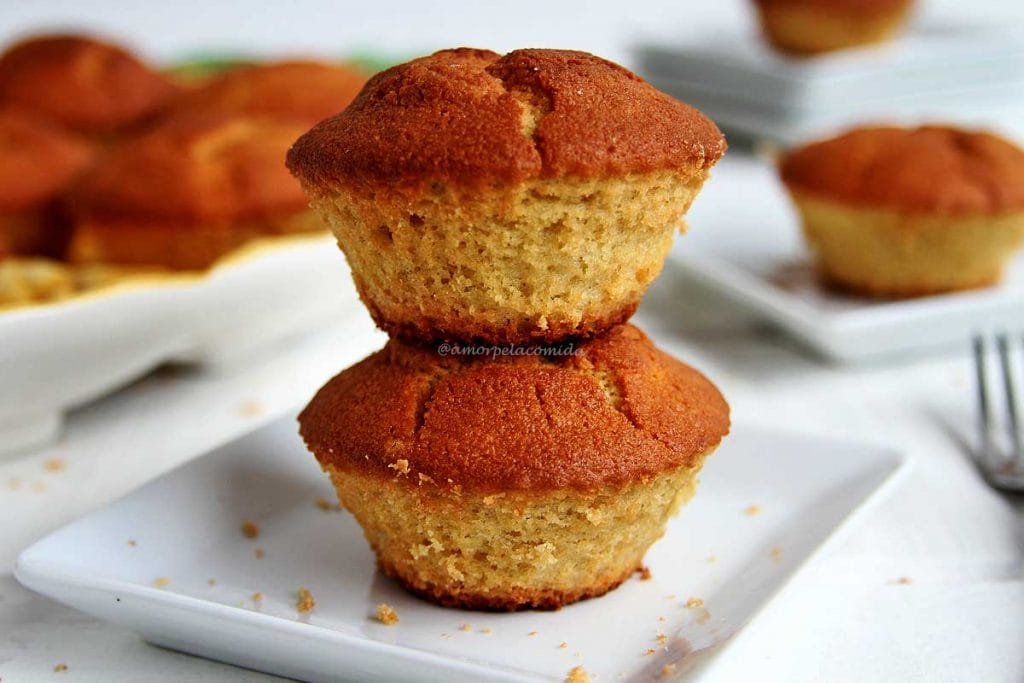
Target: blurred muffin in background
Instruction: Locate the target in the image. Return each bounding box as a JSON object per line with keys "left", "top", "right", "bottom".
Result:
{"left": 780, "top": 125, "right": 1024, "bottom": 297}
{"left": 167, "top": 60, "right": 367, "bottom": 125}
{"left": 0, "top": 34, "right": 176, "bottom": 138}
{"left": 300, "top": 324, "right": 730, "bottom": 610}
{"left": 0, "top": 107, "right": 93, "bottom": 258}
{"left": 67, "top": 113, "right": 322, "bottom": 270}
{"left": 751, "top": 0, "right": 915, "bottom": 55}
{"left": 288, "top": 48, "right": 726, "bottom": 345}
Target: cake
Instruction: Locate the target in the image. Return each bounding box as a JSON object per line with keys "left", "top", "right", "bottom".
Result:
{"left": 0, "top": 34, "right": 175, "bottom": 136}
{"left": 166, "top": 60, "right": 367, "bottom": 125}
{"left": 299, "top": 324, "right": 729, "bottom": 610}
{"left": 287, "top": 48, "right": 725, "bottom": 344}
{"left": 751, "top": 0, "right": 916, "bottom": 55}
{"left": 0, "top": 107, "right": 93, "bottom": 258}
{"left": 779, "top": 125, "right": 1024, "bottom": 296}
{"left": 67, "top": 113, "right": 323, "bottom": 270}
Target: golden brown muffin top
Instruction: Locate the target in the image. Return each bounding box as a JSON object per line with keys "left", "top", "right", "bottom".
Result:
{"left": 0, "top": 34, "right": 175, "bottom": 135}
{"left": 780, "top": 125, "right": 1024, "bottom": 215}
{"left": 287, "top": 48, "right": 726, "bottom": 193}
{"left": 300, "top": 325, "right": 730, "bottom": 493}
{"left": 71, "top": 114, "right": 310, "bottom": 223}
{"left": 0, "top": 107, "right": 93, "bottom": 214}
{"left": 167, "top": 60, "right": 367, "bottom": 126}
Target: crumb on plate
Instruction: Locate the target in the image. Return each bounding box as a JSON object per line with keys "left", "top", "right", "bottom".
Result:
{"left": 460, "top": 623, "right": 472, "bottom": 632}
{"left": 565, "top": 665, "right": 589, "bottom": 683}
{"left": 254, "top": 547, "right": 265, "bottom": 559}
{"left": 743, "top": 504, "right": 761, "bottom": 516}
{"left": 296, "top": 587, "right": 315, "bottom": 613}
{"left": 375, "top": 603, "right": 399, "bottom": 625}
{"left": 240, "top": 519, "right": 260, "bottom": 539}
{"left": 44, "top": 457, "right": 65, "bottom": 472}
{"left": 685, "top": 597, "right": 704, "bottom": 609}
{"left": 661, "top": 663, "right": 677, "bottom": 678}
{"left": 637, "top": 565, "right": 652, "bottom": 581}
{"left": 152, "top": 577, "right": 170, "bottom": 588}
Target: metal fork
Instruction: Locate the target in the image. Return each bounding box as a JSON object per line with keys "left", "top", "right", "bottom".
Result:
{"left": 973, "top": 333, "right": 1024, "bottom": 491}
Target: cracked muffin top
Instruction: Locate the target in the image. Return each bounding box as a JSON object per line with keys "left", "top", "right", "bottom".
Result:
{"left": 0, "top": 34, "right": 175, "bottom": 135}
{"left": 286, "top": 48, "right": 726, "bottom": 193}
{"left": 780, "top": 125, "right": 1024, "bottom": 215}
{"left": 299, "top": 324, "right": 730, "bottom": 493}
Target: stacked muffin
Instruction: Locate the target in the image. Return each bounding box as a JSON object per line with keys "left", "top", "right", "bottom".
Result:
{"left": 288, "top": 48, "right": 730, "bottom": 610}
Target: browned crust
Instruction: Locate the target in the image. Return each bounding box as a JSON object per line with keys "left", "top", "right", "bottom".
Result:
{"left": 166, "top": 60, "right": 367, "bottom": 125}
{"left": 358, "top": 276, "right": 640, "bottom": 344}
{"left": 0, "top": 34, "right": 175, "bottom": 134}
{"left": 380, "top": 557, "right": 640, "bottom": 611}
{"left": 287, "top": 48, "right": 725, "bottom": 193}
{"left": 780, "top": 125, "right": 1024, "bottom": 215}
{"left": 0, "top": 107, "right": 93, "bottom": 214}
{"left": 69, "top": 114, "right": 311, "bottom": 224}
{"left": 299, "top": 324, "right": 731, "bottom": 493}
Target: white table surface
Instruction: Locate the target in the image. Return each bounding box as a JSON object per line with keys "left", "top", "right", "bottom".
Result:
{"left": 1, "top": 1, "right": 1023, "bottom": 678}
{"left": 2, "top": 156, "right": 1022, "bottom": 681}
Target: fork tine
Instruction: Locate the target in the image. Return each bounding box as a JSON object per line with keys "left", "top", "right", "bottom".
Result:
{"left": 997, "top": 334, "right": 1023, "bottom": 461}
{"left": 974, "top": 335, "right": 993, "bottom": 464}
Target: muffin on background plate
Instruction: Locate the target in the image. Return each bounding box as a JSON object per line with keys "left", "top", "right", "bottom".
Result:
{"left": 0, "top": 107, "right": 93, "bottom": 258}
{"left": 780, "top": 125, "right": 1024, "bottom": 297}
{"left": 167, "top": 60, "right": 367, "bottom": 126}
{"left": 0, "top": 34, "right": 175, "bottom": 137}
{"left": 299, "top": 324, "right": 730, "bottom": 610}
{"left": 287, "top": 48, "right": 726, "bottom": 345}
{"left": 67, "top": 113, "right": 323, "bottom": 270}
{"left": 751, "top": 0, "right": 916, "bottom": 56}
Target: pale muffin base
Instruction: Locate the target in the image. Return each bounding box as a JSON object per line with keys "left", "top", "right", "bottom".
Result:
{"left": 756, "top": 3, "right": 913, "bottom": 55}
{"left": 323, "top": 453, "right": 713, "bottom": 611}
{"left": 792, "top": 193, "right": 1024, "bottom": 297}
{"left": 310, "top": 170, "right": 710, "bottom": 344}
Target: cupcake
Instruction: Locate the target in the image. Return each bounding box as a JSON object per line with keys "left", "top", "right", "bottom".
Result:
{"left": 779, "top": 125, "right": 1024, "bottom": 297}
{"left": 67, "top": 114, "right": 322, "bottom": 270}
{"left": 751, "top": 0, "right": 915, "bottom": 56}
{"left": 299, "top": 324, "right": 730, "bottom": 610}
{"left": 0, "top": 34, "right": 175, "bottom": 137}
{"left": 0, "top": 107, "right": 93, "bottom": 258}
{"left": 167, "top": 60, "right": 367, "bottom": 126}
{"left": 287, "top": 48, "right": 725, "bottom": 345}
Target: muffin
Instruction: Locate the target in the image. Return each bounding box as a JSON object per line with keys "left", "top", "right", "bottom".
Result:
{"left": 780, "top": 125, "right": 1024, "bottom": 297}
{"left": 752, "top": 0, "right": 915, "bottom": 55}
{"left": 0, "top": 34, "right": 175, "bottom": 137}
{"left": 0, "top": 107, "right": 93, "bottom": 258}
{"left": 67, "top": 113, "right": 322, "bottom": 270}
{"left": 299, "top": 324, "right": 730, "bottom": 610}
{"left": 167, "top": 60, "right": 367, "bottom": 125}
{"left": 287, "top": 48, "right": 726, "bottom": 345}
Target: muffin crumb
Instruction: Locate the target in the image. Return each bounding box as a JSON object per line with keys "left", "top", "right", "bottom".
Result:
{"left": 43, "top": 457, "right": 65, "bottom": 472}
{"left": 637, "top": 565, "right": 652, "bottom": 581}
{"left": 388, "top": 459, "right": 410, "bottom": 475}
{"left": 252, "top": 592, "right": 263, "bottom": 603}
{"left": 127, "top": 539, "right": 137, "bottom": 547}
{"left": 238, "top": 400, "right": 264, "bottom": 417}
{"left": 891, "top": 576, "right": 913, "bottom": 585}
{"left": 460, "top": 623, "right": 472, "bottom": 632}
{"left": 559, "top": 642, "right": 568, "bottom": 649}
{"left": 565, "top": 665, "right": 589, "bottom": 683}
{"left": 152, "top": 577, "right": 170, "bottom": 588}
{"left": 254, "top": 547, "right": 265, "bottom": 559}
{"left": 296, "top": 587, "right": 315, "bottom": 613}
{"left": 240, "top": 519, "right": 260, "bottom": 539}
{"left": 480, "top": 627, "right": 492, "bottom": 635}
{"left": 770, "top": 546, "right": 783, "bottom": 563}
{"left": 528, "top": 631, "right": 539, "bottom": 637}
{"left": 743, "top": 504, "right": 761, "bottom": 516}
{"left": 207, "top": 578, "right": 216, "bottom": 586}
{"left": 660, "top": 663, "right": 677, "bottom": 678}
{"left": 375, "top": 603, "right": 399, "bottom": 625}
{"left": 54, "top": 663, "right": 68, "bottom": 673}
{"left": 314, "top": 496, "right": 341, "bottom": 512}
{"left": 644, "top": 648, "right": 656, "bottom": 656}
{"left": 685, "top": 597, "right": 704, "bottom": 609}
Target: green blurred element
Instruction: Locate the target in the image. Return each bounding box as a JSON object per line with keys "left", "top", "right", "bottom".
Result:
{"left": 167, "top": 50, "right": 407, "bottom": 84}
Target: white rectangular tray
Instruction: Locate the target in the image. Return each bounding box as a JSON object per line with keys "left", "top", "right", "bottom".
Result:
{"left": 16, "top": 416, "right": 907, "bottom": 682}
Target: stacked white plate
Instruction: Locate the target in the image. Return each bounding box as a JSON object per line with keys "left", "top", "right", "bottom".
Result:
{"left": 636, "top": 22, "right": 1024, "bottom": 144}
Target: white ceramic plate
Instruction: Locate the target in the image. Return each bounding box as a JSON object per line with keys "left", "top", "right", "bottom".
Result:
{"left": 0, "top": 234, "right": 360, "bottom": 455}
{"left": 672, "top": 156, "right": 1024, "bottom": 363}
{"left": 15, "top": 416, "right": 906, "bottom": 682}
{"left": 637, "top": 23, "right": 1024, "bottom": 144}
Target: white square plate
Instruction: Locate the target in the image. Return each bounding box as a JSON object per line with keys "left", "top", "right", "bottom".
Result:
{"left": 672, "top": 156, "right": 1024, "bottom": 363}
{"left": 15, "top": 415, "right": 906, "bottom": 682}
